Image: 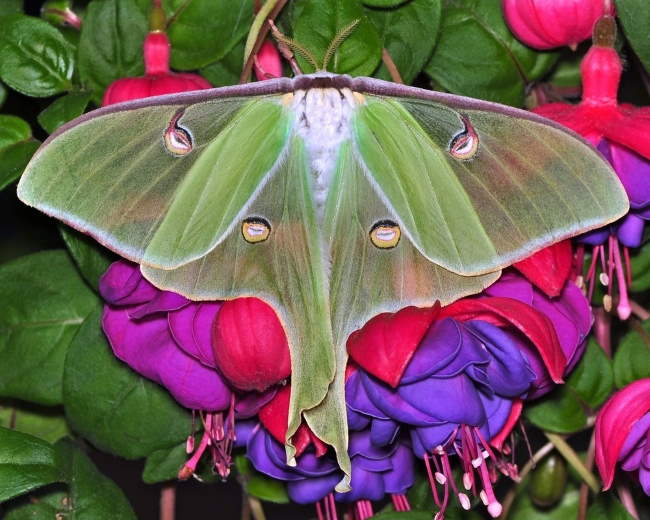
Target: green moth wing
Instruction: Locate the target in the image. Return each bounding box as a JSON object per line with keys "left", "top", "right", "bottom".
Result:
{"left": 353, "top": 93, "right": 629, "bottom": 276}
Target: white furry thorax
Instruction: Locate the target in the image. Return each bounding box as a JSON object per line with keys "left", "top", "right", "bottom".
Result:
{"left": 290, "top": 87, "right": 358, "bottom": 213}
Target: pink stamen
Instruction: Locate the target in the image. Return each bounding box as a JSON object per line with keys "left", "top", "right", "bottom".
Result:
{"left": 477, "top": 456, "right": 502, "bottom": 518}
{"left": 612, "top": 238, "right": 631, "bottom": 319}
{"left": 329, "top": 492, "right": 338, "bottom": 520}
{"left": 316, "top": 500, "right": 325, "bottom": 520}
{"left": 178, "top": 413, "right": 213, "bottom": 480}
{"left": 423, "top": 453, "right": 441, "bottom": 507}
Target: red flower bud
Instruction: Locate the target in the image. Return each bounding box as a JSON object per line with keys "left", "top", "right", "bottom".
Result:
{"left": 502, "top": 0, "right": 614, "bottom": 50}
{"left": 212, "top": 297, "right": 291, "bottom": 392}
{"left": 254, "top": 40, "right": 283, "bottom": 81}
{"left": 102, "top": 32, "right": 212, "bottom": 106}
{"left": 513, "top": 240, "right": 573, "bottom": 298}
{"left": 347, "top": 305, "right": 440, "bottom": 387}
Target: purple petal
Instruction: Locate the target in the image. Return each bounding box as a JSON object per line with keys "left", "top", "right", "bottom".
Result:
{"left": 288, "top": 474, "right": 340, "bottom": 504}
{"left": 485, "top": 272, "right": 533, "bottom": 303}
{"left": 578, "top": 227, "right": 611, "bottom": 245}
{"left": 609, "top": 141, "right": 650, "bottom": 209}
{"left": 354, "top": 457, "right": 393, "bottom": 472}
{"left": 337, "top": 465, "right": 385, "bottom": 502}
{"left": 370, "top": 419, "right": 400, "bottom": 447}
{"left": 620, "top": 413, "right": 650, "bottom": 460}
{"left": 102, "top": 306, "right": 231, "bottom": 411}
{"left": 129, "top": 290, "right": 189, "bottom": 318}
{"left": 411, "top": 423, "right": 456, "bottom": 455}
{"left": 99, "top": 261, "right": 157, "bottom": 305}
{"left": 235, "top": 420, "right": 258, "bottom": 448}
{"left": 479, "top": 392, "right": 513, "bottom": 440}
{"left": 383, "top": 443, "right": 415, "bottom": 494}
{"left": 467, "top": 321, "right": 534, "bottom": 397}
{"left": 349, "top": 431, "right": 396, "bottom": 460}
{"left": 235, "top": 388, "right": 277, "bottom": 419}
{"left": 168, "top": 303, "right": 220, "bottom": 367}
{"left": 639, "top": 466, "right": 650, "bottom": 496}
{"left": 346, "top": 371, "right": 389, "bottom": 420}
{"left": 360, "top": 372, "right": 444, "bottom": 426}
{"left": 401, "top": 319, "right": 489, "bottom": 383}
{"left": 247, "top": 428, "right": 302, "bottom": 481}
{"left": 347, "top": 407, "right": 371, "bottom": 431}
{"left": 398, "top": 375, "right": 486, "bottom": 426}
{"left": 618, "top": 213, "right": 646, "bottom": 248}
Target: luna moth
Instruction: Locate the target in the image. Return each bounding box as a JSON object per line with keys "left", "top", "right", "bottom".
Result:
{"left": 17, "top": 73, "right": 628, "bottom": 490}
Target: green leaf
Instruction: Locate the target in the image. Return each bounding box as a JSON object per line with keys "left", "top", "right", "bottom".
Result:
{"left": 613, "top": 320, "right": 650, "bottom": 388}
{"left": 363, "top": 0, "right": 407, "bottom": 6}
{"left": 0, "top": 115, "right": 31, "bottom": 149}
{"left": 59, "top": 226, "right": 115, "bottom": 292}
{"left": 292, "top": 0, "right": 382, "bottom": 76}
{"left": 0, "top": 140, "right": 41, "bottom": 191}
{"left": 424, "top": 0, "right": 557, "bottom": 106}
{"left": 63, "top": 307, "right": 191, "bottom": 459}
{"left": 142, "top": 441, "right": 186, "bottom": 483}
{"left": 0, "top": 401, "right": 69, "bottom": 444}
{"left": 0, "top": 251, "right": 99, "bottom": 406}
{"left": 0, "top": 15, "right": 74, "bottom": 97}
{"left": 616, "top": 0, "right": 650, "bottom": 74}
{"left": 78, "top": 0, "right": 147, "bottom": 104}
{"left": 0, "top": 82, "right": 6, "bottom": 108}
{"left": 630, "top": 242, "right": 650, "bottom": 292}
{"left": 37, "top": 92, "right": 91, "bottom": 134}
{"left": 2, "top": 485, "right": 69, "bottom": 520}
{"left": 366, "top": 0, "right": 441, "bottom": 84}
{"left": 199, "top": 40, "right": 245, "bottom": 88}
{"left": 510, "top": 482, "right": 579, "bottom": 520}
{"left": 566, "top": 339, "right": 613, "bottom": 408}
{"left": 235, "top": 455, "right": 289, "bottom": 504}
{"left": 525, "top": 386, "right": 587, "bottom": 434}
{"left": 53, "top": 439, "right": 137, "bottom": 519}
{"left": 587, "top": 493, "right": 635, "bottom": 520}
{"left": 166, "top": 0, "right": 252, "bottom": 70}
{"left": 0, "top": 0, "right": 22, "bottom": 15}
{"left": 0, "top": 427, "right": 61, "bottom": 502}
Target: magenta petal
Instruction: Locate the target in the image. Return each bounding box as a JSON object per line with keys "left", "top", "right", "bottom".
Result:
{"left": 129, "top": 290, "right": 189, "bottom": 318}
{"left": 168, "top": 303, "right": 220, "bottom": 367}
{"left": 99, "top": 261, "right": 157, "bottom": 305}
{"left": 620, "top": 413, "right": 650, "bottom": 460}
{"left": 485, "top": 272, "right": 534, "bottom": 303}
{"left": 235, "top": 388, "right": 277, "bottom": 419}
{"left": 193, "top": 302, "right": 222, "bottom": 365}
{"left": 102, "top": 306, "right": 231, "bottom": 411}
{"left": 609, "top": 142, "right": 650, "bottom": 209}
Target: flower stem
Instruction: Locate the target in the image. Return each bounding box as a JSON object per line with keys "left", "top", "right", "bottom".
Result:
{"left": 594, "top": 307, "right": 612, "bottom": 357}
{"left": 577, "top": 432, "right": 596, "bottom": 520}
{"left": 617, "top": 483, "right": 640, "bottom": 519}
{"left": 160, "top": 483, "right": 176, "bottom": 520}
{"left": 381, "top": 49, "right": 403, "bottom": 84}
{"left": 544, "top": 433, "right": 600, "bottom": 493}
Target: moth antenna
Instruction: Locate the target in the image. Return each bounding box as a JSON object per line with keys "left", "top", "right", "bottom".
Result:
{"left": 321, "top": 19, "right": 361, "bottom": 71}
{"left": 268, "top": 20, "right": 319, "bottom": 72}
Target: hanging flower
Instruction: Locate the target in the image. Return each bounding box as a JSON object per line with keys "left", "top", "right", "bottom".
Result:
{"left": 512, "top": 240, "right": 573, "bottom": 298}
{"left": 595, "top": 378, "right": 650, "bottom": 495}
{"left": 533, "top": 16, "right": 650, "bottom": 319}
{"left": 502, "top": 0, "right": 614, "bottom": 50}
{"left": 102, "top": 5, "right": 212, "bottom": 106}
{"left": 254, "top": 40, "right": 283, "bottom": 81}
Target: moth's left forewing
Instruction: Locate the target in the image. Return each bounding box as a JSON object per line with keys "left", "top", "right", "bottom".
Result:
{"left": 351, "top": 86, "right": 629, "bottom": 276}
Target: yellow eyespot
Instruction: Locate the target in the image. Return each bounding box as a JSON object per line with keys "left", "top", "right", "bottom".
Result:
{"left": 449, "top": 116, "right": 478, "bottom": 160}
{"left": 242, "top": 218, "right": 271, "bottom": 244}
{"left": 370, "top": 220, "right": 401, "bottom": 249}
{"left": 163, "top": 110, "right": 193, "bottom": 156}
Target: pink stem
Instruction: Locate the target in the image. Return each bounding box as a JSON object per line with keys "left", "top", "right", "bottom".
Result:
{"left": 160, "top": 483, "right": 176, "bottom": 520}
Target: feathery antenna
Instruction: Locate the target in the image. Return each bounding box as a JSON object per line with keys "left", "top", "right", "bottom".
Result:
{"left": 321, "top": 19, "right": 360, "bottom": 71}
{"left": 268, "top": 20, "right": 319, "bottom": 72}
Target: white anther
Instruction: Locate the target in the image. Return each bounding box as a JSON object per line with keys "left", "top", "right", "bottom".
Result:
{"left": 459, "top": 493, "right": 471, "bottom": 510}
{"left": 600, "top": 272, "right": 609, "bottom": 286}
{"left": 488, "top": 501, "right": 503, "bottom": 518}
{"left": 463, "top": 472, "right": 472, "bottom": 490}
{"left": 472, "top": 457, "right": 483, "bottom": 468}
{"left": 480, "top": 490, "right": 488, "bottom": 505}
{"left": 435, "top": 472, "right": 447, "bottom": 485}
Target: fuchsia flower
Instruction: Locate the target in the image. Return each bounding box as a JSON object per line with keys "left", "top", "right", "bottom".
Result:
{"left": 503, "top": 0, "right": 614, "bottom": 50}
{"left": 102, "top": 6, "right": 212, "bottom": 106}
{"left": 534, "top": 16, "right": 650, "bottom": 319}
{"left": 254, "top": 40, "right": 283, "bottom": 81}
{"left": 595, "top": 378, "right": 650, "bottom": 495}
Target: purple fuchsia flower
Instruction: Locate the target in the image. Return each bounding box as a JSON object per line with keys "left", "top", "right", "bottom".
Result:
{"left": 99, "top": 260, "right": 286, "bottom": 478}
{"left": 596, "top": 378, "right": 650, "bottom": 496}
{"left": 534, "top": 16, "right": 650, "bottom": 319}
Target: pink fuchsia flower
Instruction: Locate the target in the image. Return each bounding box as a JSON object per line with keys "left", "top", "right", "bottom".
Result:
{"left": 533, "top": 16, "right": 650, "bottom": 319}
{"left": 512, "top": 240, "right": 573, "bottom": 298}
{"left": 254, "top": 40, "right": 283, "bottom": 81}
{"left": 102, "top": 6, "right": 211, "bottom": 106}
{"left": 502, "top": 0, "right": 614, "bottom": 50}
{"left": 595, "top": 378, "right": 650, "bottom": 494}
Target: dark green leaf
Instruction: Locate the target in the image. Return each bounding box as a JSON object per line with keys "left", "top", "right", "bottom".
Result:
{"left": 292, "top": 0, "right": 382, "bottom": 76}
{"left": 0, "top": 427, "right": 61, "bottom": 502}
{"left": 630, "top": 242, "right": 650, "bottom": 292}
{"left": 616, "top": 0, "right": 650, "bottom": 74}
{"left": 587, "top": 493, "right": 635, "bottom": 520}
{"left": 37, "top": 92, "right": 91, "bottom": 134}
{"left": 424, "top": 0, "right": 557, "bottom": 106}
{"left": 510, "top": 482, "right": 579, "bottom": 520}
{"left": 366, "top": 0, "right": 441, "bottom": 84}
{"left": 0, "top": 15, "right": 74, "bottom": 97}
{"left": 0, "top": 115, "right": 31, "bottom": 149}
{"left": 54, "top": 439, "right": 137, "bottom": 519}
{"left": 546, "top": 49, "right": 583, "bottom": 89}
{"left": 2, "top": 485, "right": 69, "bottom": 520}
{"left": 566, "top": 339, "right": 613, "bottom": 408}
{"left": 0, "top": 0, "right": 22, "bottom": 15}
{"left": 235, "top": 455, "right": 289, "bottom": 504}
{"left": 0, "top": 251, "right": 99, "bottom": 406}
{"left": 525, "top": 386, "right": 587, "bottom": 434}
{"left": 59, "top": 227, "right": 115, "bottom": 291}
{"left": 363, "top": 0, "right": 407, "bottom": 6}
{"left": 200, "top": 39, "right": 245, "bottom": 88}
{"left": 0, "top": 140, "right": 41, "bottom": 191}
{"left": 142, "top": 441, "right": 186, "bottom": 483}
{"left": 0, "top": 401, "right": 69, "bottom": 444}
{"left": 63, "top": 307, "right": 191, "bottom": 459}
{"left": 78, "top": 0, "right": 147, "bottom": 104}
{"left": 0, "top": 82, "right": 6, "bottom": 108}
{"left": 167, "top": 0, "right": 252, "bottom": 70}
{"left": 613, "top": 320, "right": 650, "bottom": 388}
